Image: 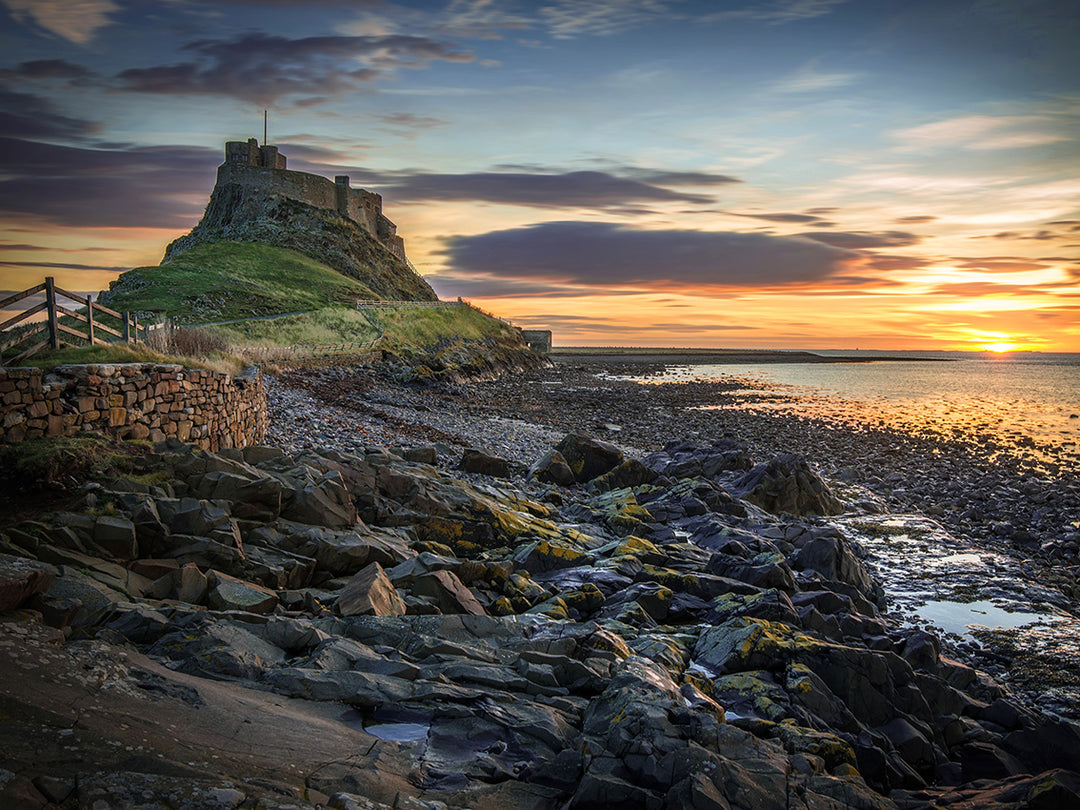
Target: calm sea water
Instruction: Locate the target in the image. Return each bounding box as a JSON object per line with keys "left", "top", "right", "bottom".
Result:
{"left": 643, "top": 352, "right": 1080, "bottom": 468}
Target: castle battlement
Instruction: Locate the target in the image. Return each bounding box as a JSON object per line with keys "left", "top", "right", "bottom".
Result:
{"left": 218, "top": 138, "right": 406, "bottom": 261}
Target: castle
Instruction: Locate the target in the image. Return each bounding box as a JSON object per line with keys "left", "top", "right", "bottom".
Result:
{"left": 220, "top": 138, "right": 407, "bottom": 261}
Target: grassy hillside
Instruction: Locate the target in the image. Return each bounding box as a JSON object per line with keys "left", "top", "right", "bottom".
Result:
{"left": 17, "top": 238, "right": 538, "bottom": 376}
{"left": 98, "top": 241, "right": 378, "bottom": 323}
{"left": 208, "top": 303, "right": 520, "bottom": 358}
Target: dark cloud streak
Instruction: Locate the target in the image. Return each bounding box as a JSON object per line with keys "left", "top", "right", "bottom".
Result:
{"left": 444, "top": 221, "right": 859, "bottom": 289}
{"left": 116, "top": 33, "right": 474, "bottom": 104}
{"left": 0, "top": 137, "right": 217, "bottom": 228}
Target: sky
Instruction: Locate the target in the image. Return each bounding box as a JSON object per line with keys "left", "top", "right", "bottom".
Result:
{"left": 1, "top": 0, "right": 1078, "bottom": 351}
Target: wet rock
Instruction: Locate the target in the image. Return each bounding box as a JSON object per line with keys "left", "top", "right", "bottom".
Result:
{"left": 644, "top": 437, "right": 753, "bottom": 479}
{"left": 337, "top": 562, "right": 406, "bottom": 617}
{"left": 731, "top": 454, "right": 844, "bottom": 516}
{"left": 789, "top": 531, "right": 875, "bottom": 595}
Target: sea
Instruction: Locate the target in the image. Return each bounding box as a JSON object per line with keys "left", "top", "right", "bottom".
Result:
{"left": 638, "top": 351, "right": 1080, "bottom": 470}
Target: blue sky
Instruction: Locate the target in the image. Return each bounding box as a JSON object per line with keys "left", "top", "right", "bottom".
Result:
{"left": 1, "top": 0, "right": 1077, "bottom": 349}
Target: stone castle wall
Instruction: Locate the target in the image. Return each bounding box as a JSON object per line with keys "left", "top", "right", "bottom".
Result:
{"left": 0, "top": 364, "right": 267, "bottom": 451}
{"left": 216, "top": 163, "right": 396, "bottom": 251}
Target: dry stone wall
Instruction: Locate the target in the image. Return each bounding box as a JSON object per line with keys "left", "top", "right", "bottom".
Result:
{"left": 0, "top": 363, "right": 267, "bottom": 450}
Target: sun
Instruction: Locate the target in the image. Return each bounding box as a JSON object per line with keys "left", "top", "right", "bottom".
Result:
{"left": 982, "top": 341, "right": 1017, "bottom": 353}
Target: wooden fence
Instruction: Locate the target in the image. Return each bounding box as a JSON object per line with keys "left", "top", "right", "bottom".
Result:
{"left": 0, "top": 277, "right": 161, "bottom": 364}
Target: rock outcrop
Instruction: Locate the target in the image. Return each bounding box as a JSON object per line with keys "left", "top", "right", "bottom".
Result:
{"left": 165, "top": 186, "right": 437, "bottom": 302}
{"left": 1, "top": 435, "right": 1078, "bottom": 809}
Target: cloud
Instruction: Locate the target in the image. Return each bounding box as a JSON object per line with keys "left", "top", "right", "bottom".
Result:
{"left": 116, "top": 33, "right": 474, "bottom": 104}
{"left": 0, "top": 259, "right": 125, "bottom": 271}
{"left": 703, "top": 0, "right": 850, "bottom": 25}
{"left": 0, "top": 59, "right": 95, "bottom": 81}
{"left": 379, "top": 170, "right": 718, "bottom": 208}
{"left": 539, "top": 0, "right": 670, "bottom": 38}
{"left": 0, "top": 87, "right": 98, "bottom": 139}
{"left": 894, "top": 215, "right": 937, "bottom": 224}
{"left": 894, "top": 114, "right": 1071, "bottom": 152}
{"left": 773, "top": 63, "right": 858, "bottom": 93}
{"left": 375, "top": 112, "right": 450, "bottom": 130}
{"left": 2, "top": 0, "right": 117, "bottom": 44}
{"left": 953, "top": 257, "right": 1051, "bottom": 273}
{"left": 0, "top": 137, "right": 217, "bottom": 228}
{"left": 731, "top": 211, "right": 826, "bottom": 223}
{"left": 798, "top": 230, "right": 922, "bottom": 249}
{"left": 442, "top": 221, "right": 859, "bottom": 289}
{"left": 629, "top": 170, "right": 741, "bottom": 187}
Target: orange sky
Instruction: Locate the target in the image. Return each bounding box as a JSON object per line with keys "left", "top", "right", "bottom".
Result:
{"left": 1, "top": 0, "right": 1078, "bottom": 351}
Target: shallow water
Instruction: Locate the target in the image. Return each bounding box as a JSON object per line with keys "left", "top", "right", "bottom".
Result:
{"left": 341, "top": 707, "right": 431, "bottom": 742}
{"left": 623, "top": 352, "right": 1080, "bottom": 469}
{"left": 838, "top": 513, "right": 1080, "bottom": 721}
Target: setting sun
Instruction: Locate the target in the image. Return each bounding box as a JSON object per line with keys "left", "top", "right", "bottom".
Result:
{"left": 983, "top": 342, "right": 1017, "bottom": 353}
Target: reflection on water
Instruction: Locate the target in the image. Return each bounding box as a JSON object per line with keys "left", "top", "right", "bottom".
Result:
{"left": 626, "top": 352, "right": 1080, "bottom": 469}
{"left": 839, "top": 513, "right": 1080, "bottom": 722}
{"left": 913, "top": 599, "right": 1066, "bottom": 638}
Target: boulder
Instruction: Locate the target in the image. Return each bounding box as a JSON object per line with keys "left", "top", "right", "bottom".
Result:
{"left": 789, "top": 532, "right": 875, "bottom": 595}
{"left": 528, "top": 449, "right": 576, "bottom": 486}
{"left": 337, "top": 562, "right": 406, "bottom": 617}
{"left": 587, "top": 458, "right": 658, "bottom": 492}
{"left": 409, "top": 570, "right": 486, "bottom": 615}
{"left": 206, "top": 570, "right": 278, "bottom": 614}
{"left": 554, "top": 434, "right": 624, "bottom": 483}
{"left": 0, "top": 554, "right": 57, "bottom": 612}
{"left": 458, "top": 448, "right": 511, "bottom": 478}
{"left": 281, "top": 470, "right": 356, "bottom": 528}
{"left": 644, "top": 438, "right": 753, "bottom": 479}
{"left": 91, "top": 516, "right": 137, "bottom": 560}
{"left": 731, "top": 454, "right": 844, "bottom": 516}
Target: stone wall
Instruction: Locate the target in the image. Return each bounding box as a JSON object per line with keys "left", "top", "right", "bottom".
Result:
{"left": 217, "top": 163, "right": 397, "bottom": 250}
{"left": 0, "top": 363, "right": 267, "bottom": 451}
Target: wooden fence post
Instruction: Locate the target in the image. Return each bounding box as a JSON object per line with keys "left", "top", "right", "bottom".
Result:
{"left": 45, "top": 276, "right": 60, "bottom": 350}
{"left": 122, "top": 311, "right": 130, "bottom": 344}
{"left": 86, "top": 295, "right": 95, "bottom": 345}
{"left": 132, "top": 314, "right": 138, "bottom": 344}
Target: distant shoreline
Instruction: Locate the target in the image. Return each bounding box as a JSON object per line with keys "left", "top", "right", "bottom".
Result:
{"left": 548, "top": 347, "right": 953, "bottom": 364}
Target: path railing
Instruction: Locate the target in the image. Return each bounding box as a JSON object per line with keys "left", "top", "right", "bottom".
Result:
{"left": 1, "top": 277, "right": 162, "bottom": 364}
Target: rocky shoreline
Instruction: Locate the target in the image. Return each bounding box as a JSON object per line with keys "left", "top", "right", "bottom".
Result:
{"left": 1, "top": 355, "right": 1078, "bottom": 809}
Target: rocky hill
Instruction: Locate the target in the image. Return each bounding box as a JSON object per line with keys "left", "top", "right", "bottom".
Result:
{"left": 164, "top": 181, "right": 437, "bottom": 302}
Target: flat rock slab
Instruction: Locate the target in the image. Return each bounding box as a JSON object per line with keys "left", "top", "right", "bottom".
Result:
{"left": 0, "top": 613, "right": 416, "bottom": 807}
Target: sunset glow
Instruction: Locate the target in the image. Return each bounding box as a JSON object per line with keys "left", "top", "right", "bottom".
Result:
{"left": 1, "top": 1, "right": 1078, "bottom": 350}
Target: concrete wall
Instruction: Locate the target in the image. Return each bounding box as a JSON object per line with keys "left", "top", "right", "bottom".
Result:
{"left": 520, "top": 330, "right": 553, "bottom": 353}
{"left": 0, "top": 364, "right": 267, "bottom": 451}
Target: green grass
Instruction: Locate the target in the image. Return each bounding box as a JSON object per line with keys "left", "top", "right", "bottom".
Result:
{"left": 379, "top": 305, "right": 515, "bottom": 348}
{"left": 212, "top": 307, "right": 380, "bottom": 347}
{"left": 5, "top": 241, "right": 523, "bottom": 372}
{"left": 20, "top": 341, "right": 245, "bottom": 375}
{"left": 99, "top": 241, "right": 378, "bottom": 323}
{"left": 212, "top": 304, "right": 514, "bottom": 353}
{"left": 0, "top": 435, "right": 144, "bottom": 485}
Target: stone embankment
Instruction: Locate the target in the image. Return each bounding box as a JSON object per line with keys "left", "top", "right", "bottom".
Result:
{"left": 2, "top": 424, "right": 1079, "bottom": 808}
{"left": 0, "top": 363, "right": 266, "bottom": 450}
